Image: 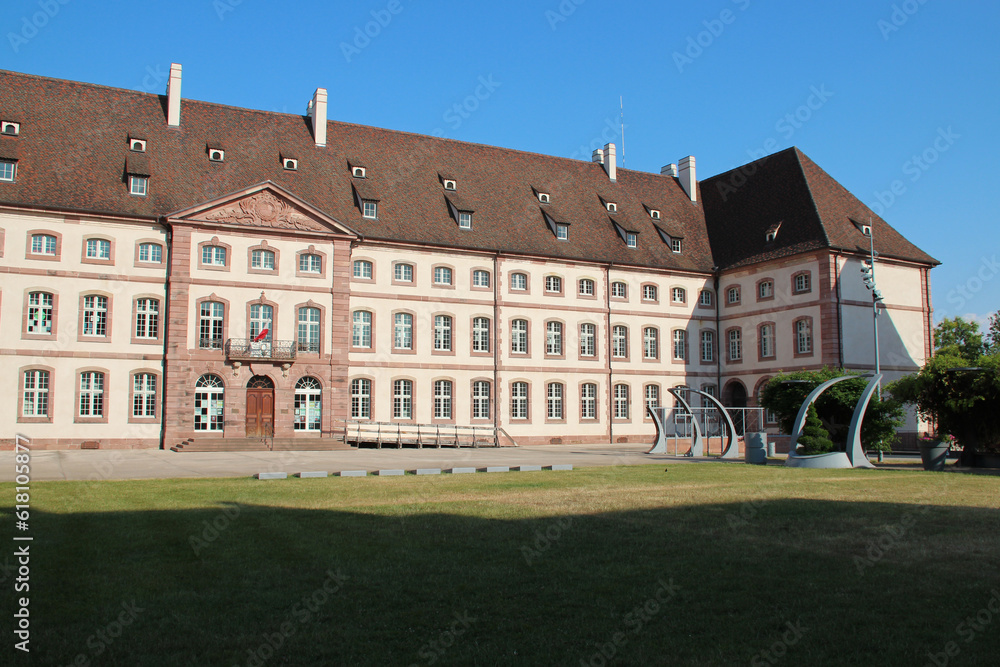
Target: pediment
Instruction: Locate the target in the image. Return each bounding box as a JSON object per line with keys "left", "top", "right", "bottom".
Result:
{"left": 167, "top": 182, "right": 356, "bottom": 237}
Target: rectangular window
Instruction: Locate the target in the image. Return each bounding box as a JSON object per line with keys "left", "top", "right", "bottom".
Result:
{"left": 352, "top": 311, "right": 372, "bottom": 348}
{"left": 581, "top": 383, "right": 597, "bottom": 420}
{"left": 249, "top": 304, "right": 273, "bottom": 343}
{"left": 434, "top": 315, "right": 452, "bottom": 351}
{"left": 353, "top": 260, "right": 373, "bottom": 279}
{"left": 0, "top": 159, "right": 16, "bottom": 182}
{"left": 672, "top": 287, "right": 686, "bottom": 304}
{"left": 395, "top": 313, "right": 413, "bottom": 350}
{"left": 795, "top": 273, "right": 812, "bottom": 293}
{"left": 26, "top": 292, "right": 53, "bottom": 334}
{"left": 796, "top": 320, "right": 813, "bottom": 354}
{"left": 727, "top": 287, "right": 741, "bottom": 304}
{"left": 626, "top": 233, "right": 637, "bottom": 248}
{"left": 82, "top": 295, "right": 108, "bottom": 337}
{"left": 699, "top": 290, "right": 713, "bottom": 307}
{"left": 645, "top": 385, "right": 660, "bottom": 415}
{"left": 129, "top": 175, "right": 148, "bottom": 196}
{"left": 472, "top": 381, "right": 490, "bottom": 419}
{"left": 363, "top": 200, "right": 378, "bottom": 219}
{"left": 473, "top": 270, "right": 490, "bottom": 288}
{"left": 701, "top": 331, "right": 714, "bottom": 363}
{"left": 458, "top": 212, "right": 472, "bottom": 229}
{"left": 728, "top": 329, "right": 743, "bottom": 361}
{"left": 472, "top": 317, "right": 490, "bottom": 353}
{"left": 394, "top": 263, "right": 413, "bottom": 282}
{"left": 299, "top": 253, "right": 322, "bottom": 273}
{"left": 612, "top": 325, "right": 628, "bottom": 358}
{"left": 580, "top": 323, "right": 596, "bottom": 357}
{"left": 643, "top": 285, "right": 658, "bottom": 301}
{"left": 545, "top": 276, "right": 562, "bottom": 293}
{"left": 251, "top": 249, "right": 275, "bottom": 270}
{"left": 135, "top": 298, "right": 159, "bottom": 339}
{"left": 79, "top": 371, "right": 105, "bottom": 417}
{"left": 298, "top": 307, "right": 321, "bottom": 352}
{"left": 644, "top": 327, "right": 659, "bottom": 359}
{"left": 673, "top": 330, "right": 687, "bottom": 361}
{"left": 671, "top": 239, "right": 682, "bottom": 253}
{"left": 202, "top": 245, "right": 226, "bottom": 266}
{"left": 393, "top": 379, "right": 412, "bottom": 419}
{"left": 31, "top": 234, "right": 57, "bottom": 256}
{"left": 199, "top": 301, "right": 224, "bottom": 349}
{"left": 510, "top": 273, "right": 527, "bottom": 291}
{"left": 351, "top": 378, "right": 371, "bottom": 419}
{"left": 555, "top": 224, "right": 568, "bottom": 240}
{"left": 547, "top": 383, "right": 563, "bottom": 420}
{"left": 132, "top": 373, "right": 157, "bottom": 418}
{"left": 760, "top": 324, "right": 775, "bottom": 358}
{"left": 434, "top": 380, "right": 452, "bottom": 419}
{"left": 759, "top": 280, "right": 774, "bottom": 299}
{"left": 139, "top": 243, "right": 163, "bottom": 263}
{"left": 86, "top": 238, "right": 111, "bottom": 260}
{"left": 614, "top": 384, "right": 629, "bottom": 420}
{"left": 434, "top": 266, "right": 453, "bottom": 285}
{"left": 22, "top": 370, "right": 49, "bottom": 417}
{"left": 511, "top": 382, "right": 528, "bottom": 420}
{"left": 546, "top": 321, "right": 563, "bottom": 355}
{"left": 511, "top": 319, "right": 528, "bottom": 354}
{"left": 611, "top": 282, "right": 627, "bottom": 299}
{"left": 579, "top": 279, "right": 595, "bottom": 296}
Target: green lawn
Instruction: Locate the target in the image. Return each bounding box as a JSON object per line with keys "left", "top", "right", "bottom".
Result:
{"left": 5, "top": 464, "right": 1000, "bottom": 666}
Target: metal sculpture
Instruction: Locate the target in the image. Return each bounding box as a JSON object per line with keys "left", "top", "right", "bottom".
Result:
{"left": 685, "top": 388, "right": 739, "bottom": 459}
{"left": 786, "top": 374, "right": 880, "bottom": 469}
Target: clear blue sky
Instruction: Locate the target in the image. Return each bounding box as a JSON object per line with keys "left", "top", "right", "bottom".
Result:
{"left": 3, "top": 0, "right": 998, "bottom": 327}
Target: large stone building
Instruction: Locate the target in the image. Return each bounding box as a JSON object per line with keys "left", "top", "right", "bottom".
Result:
{"left": 0, "top": 65, "right": 937, "bottom": 450}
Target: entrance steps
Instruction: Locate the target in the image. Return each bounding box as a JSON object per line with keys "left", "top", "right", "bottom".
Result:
{"left": 171, "top": 437, "right": 353, "bottom": 453}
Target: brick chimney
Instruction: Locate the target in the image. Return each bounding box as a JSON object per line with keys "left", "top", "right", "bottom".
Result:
{"left": 678, "top": 155, "right": 696, "bottom": 202}
{"left": 308, "top": 88, "right": 328, "bottom": 148}
{"left": 167, "top": 63, "right": 182, "bottom": 127}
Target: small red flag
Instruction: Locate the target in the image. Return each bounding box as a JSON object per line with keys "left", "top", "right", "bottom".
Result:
{"left": 253, "top": 328, "right": 269, "bottom": 342}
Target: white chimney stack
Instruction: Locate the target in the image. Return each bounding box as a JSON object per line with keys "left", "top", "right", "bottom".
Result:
{"left": 661, "top": 164, "right": 678, "bottom": 177}
{"left": 602, "top": 143, "right": 617, "bottom": 182}
{"left": 167, "top": 63, "right": 182, "bottom": 127}
{"left": 592, "top": 148, "right": 604, "bottom": 164}
{"left": 308, "top": 88, "right": 328, "bottom": 148}
{"left": 678, "top": 155, "right": 697, "bottom": 202}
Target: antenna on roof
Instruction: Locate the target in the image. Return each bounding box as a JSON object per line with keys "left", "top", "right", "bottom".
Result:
{"left": 620, "top": 95, "right": 626, "bottom": 170}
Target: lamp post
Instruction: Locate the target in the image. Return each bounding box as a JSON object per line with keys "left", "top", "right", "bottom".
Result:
{"left": 860, "top": 225, "right": 884, "bottom": 397}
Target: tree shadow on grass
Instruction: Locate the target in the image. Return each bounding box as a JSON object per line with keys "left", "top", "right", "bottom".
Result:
{"left": 9, "top": 498, "right": 1000, "bottom": 667}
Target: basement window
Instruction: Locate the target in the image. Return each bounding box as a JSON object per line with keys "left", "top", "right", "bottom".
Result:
{"left": 1, "top": 121, "right": 19, "bottom": 136}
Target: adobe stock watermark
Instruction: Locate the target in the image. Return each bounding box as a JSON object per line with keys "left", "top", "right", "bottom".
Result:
{"left": 213, "top": 0, "right": 245, "bottom": 21}
{"left": 673, "top": 0, "right": 752, "bottom": 73}
{"left": 521, "top": 515, "right": 573, "bottom": 566}
{"left": 189, "top": 503, "right": 242, "bottom": 556}
{"left": 546, "top": 0, "right": 587, "bottom": 31}
{"left": 579, "top": 578, "right": 681, "bottom": 666}
{"left": 750, "top": 620, "right": 809, "bottom": 666}
{"left": 64, "top": 600, "right": 146, "bottom": 665}
{"left": 568, "top": 116, "right": 626, "bottom": 162}
{"left": 943, "top": 251, "right": 1000, "bottom": 313}
{"left": 407, "top": 610, "right": 477, "bottom": 666}
{"left": 746, "top": 85, "right": 835, "bottom": 162}
{"left": 438, "top": 75, "right": 502, "bottom": 134}
{"left": 878, "top": 0, "right": 931, "bottom": 41}
{"left": 7, "top": 0, "right": 72, "bottom": 54}
{"left": 340, "top": 0, "right": 406, "bottom": 63}
{"left": 727, "top": 496, "right": 767, "bottom": 530}
{"left": 866, "top": 126, "right": 959, "bottom": 218}
{"left": 924, "top": 589, "right": 1000, "bottom": 667}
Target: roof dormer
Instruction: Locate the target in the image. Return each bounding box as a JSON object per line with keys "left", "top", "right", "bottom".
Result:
{"left": 1, "top": 121, "right": 20, "bottom": 137}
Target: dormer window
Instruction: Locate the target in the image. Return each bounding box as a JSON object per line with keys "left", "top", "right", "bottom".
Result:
{"left": 129, "top": 138, "right": 146, "bottom": 152}
{"left": 458, "top": 212, "right": 472, "bottom": 230}
{"left": 671, "top": 239, "right": 682, "bottom": 253}
{"left": 765, "top": 231, "right": 777, "bottom": 242}
{"left": 0, "top": 159, "right": 16, "bottom": 182}
{"left": 1, "top": 121, "right": 19, "bottom": 136}
{"left": 362, "top": 200, "right": 378, "bottom": 219}
{"left": 443, "top": 179, "right": 456, "bottom": 191}
{"left": 862, "top": 225, "right": 872, "bottom": 236}
{"left": 606, "top": 202, "right": 618, "bottom": 213}
{"left": 283, "top": 158, "right": 298, "bottom": 171}
{"left": 129, "top": 175, "right": 148, "bottom": 196}
{"left": 555, "top": 224, "right": 568, "bottom": 241}
{"left": 538, "top": 193, "right": 550, "bottom": 204}
{"left": 765, "top": 221, "right": 782, "bottom": 243}
{"left": 209, "top": 148, "right": 225, "bottom": 162}
{"left": 650, "top": 209, "right": 661, "bottom": 219}
{"left": 353, "top": 166, "right": 366, "bottom": 178}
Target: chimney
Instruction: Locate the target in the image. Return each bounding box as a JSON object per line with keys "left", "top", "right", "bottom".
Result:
{"left": 678, "top": 155, "right": 696, "bottom": 202}
{"left": 661, "top": 164, "right": 678, "bottom": 177}
{"left": 592, "top": 148, "right": 604, "bottom": 164}
{"left": 308, "top": 88, "right": 328, "bottom": 148}
{"left": 167, "top": 63, "right": 182, "bottom": 127}
{"left": 602, "top": 142, "right": 617, "bottom": 182}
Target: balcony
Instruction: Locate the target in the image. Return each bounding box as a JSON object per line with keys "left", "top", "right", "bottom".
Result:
{"left": 225, "top": 338, "right": 297, "bottom": 362}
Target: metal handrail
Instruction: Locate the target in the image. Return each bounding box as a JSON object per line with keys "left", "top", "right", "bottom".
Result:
{"left": 225, "top": 338, "right": 297, "bottom": 361}
{"left": 335, "top": 419, "right": 515, "bottom": 448}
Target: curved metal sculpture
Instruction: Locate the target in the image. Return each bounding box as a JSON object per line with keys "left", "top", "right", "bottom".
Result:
{"left": 647, "top": 404, "right": 668, "bottom": 454}
{"left": 785, "top": 374, "right": 880, "bottom": 469}
{"left": 669, "top": 387, "right": 703, "bottom": 457}
{"left": 686, "top": 388, "right": 739, "bottom": 459}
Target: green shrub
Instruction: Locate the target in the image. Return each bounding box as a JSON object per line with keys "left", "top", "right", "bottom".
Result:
{"left": 796, "top": 403, "right": 836, "bottom": 454}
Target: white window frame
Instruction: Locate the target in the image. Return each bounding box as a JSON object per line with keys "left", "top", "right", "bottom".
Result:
{"left": 434, "top": 380, "right": 453, "bottom": 419}
{"left": 298, "top": 307, "right": 321, "bottom": 353}
{"left": 294, "top": 377, "right": 322, "bottom": 431}
{"left": 511, "top": 382, "right": 528, "bottom": 420}
{"left": 644, "top": 327, "right": 659, "bottom": 359}
{"left": 298, "top": 253, "right": 322, "bottom": 274}
{"left": 135, "top": 298, "right": 159, "bottom": 340}
{"left": 22, "top": 370, "right": 49, "bottom": 417}
{"left": 79, "top": 371, "right": 105, "bottom": 417}
{"left": 579, "top": 279, "right": 595, "bottom": 296}
{"left": 82, "top": 295, "right": 108, "bottom": 337}
{"left": 472, "top": 270, "right": 490, "bottom": 288}
{"left": 129, "top": 175, "right": 148, "bottom": 196}
{"left": 394, "top": 263, "right": 413, "bottom": 282}
{"left": 510, "top": 273, "right": 528, "bottom": 291}
{"left": 362, "top": 200, "right": 378, "bottom": 219}
{"left": 581, "top": 383, "right": 597, "bottom": 420}
{"left": 202, "top": 245, "right": 227, "bottom": 267}
{"left": 353, "top": 260, "right": 373, "bottom": 279}
{"left": 133, "top": 372, "right": 157, "bottom": 419}
{"left": 511, "top": 319, "right": 528, "bottom": 354}
{"left": 0, "top": 159, "right": 16, "bottom": 182}
{"left": 434, "top": 314, "right": 452, "bottom": 351}
{"left": 580, "top": 323, "right": 596, "bottom": 357}
{"left": 472, "top": 381, "right": 490, "bottom": 419}
{"left": 393, "top": 379, "right": 413, "bottom": 419}
{"left": 395, "top": 313, "right": 413, "bottom": 350}
{"left": 85, "top": 238, "right": 111, "bottom": 260}
{"left": 138, "top": 243, "right": 163, "bottom": 264}
{"left": 352, "top": 311, "right": 372, "bottom": 348}
{"left": 546, "top": 321, "right": 563, "bottom": 355}
{"left": 434, "top": 266, "right": 453, "bottom": 285}
{"left": 612, "top": 325, "right": 628, "bottom": 358}
{"left": 351, "top": 378, "right": 371, "bottom": 419}
{"left": 472, "top": 317, "right": 490, "bottom": 353}
{"left": 673, "top": 329, "right": 687, "bottom": 361}
{"left": 546, "top": 382, "right": 564, "bottom": 420}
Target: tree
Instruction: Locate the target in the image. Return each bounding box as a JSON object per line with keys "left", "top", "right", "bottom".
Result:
{"left": 797, "top": 403, "right": 835, "bottom": 455}
{"left": 987, "top": 312, "right": 1000, "bottom": 354}
{"left": 934, "top": 317, "right": 984, "bottom": 361}
{"left": 760, "top": 368, "right": 905, "bottom": 452}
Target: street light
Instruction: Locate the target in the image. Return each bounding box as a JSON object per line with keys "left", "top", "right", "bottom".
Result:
{"left": 860, "top": 224, "right": 884, "bottom": 398}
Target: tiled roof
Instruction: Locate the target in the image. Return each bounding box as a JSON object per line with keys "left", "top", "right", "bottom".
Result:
{"left": 0, "top": 69, "right": 936, "bottom": 273}
{"left": 700, "top": 147, "right": 938, "bottom": 269}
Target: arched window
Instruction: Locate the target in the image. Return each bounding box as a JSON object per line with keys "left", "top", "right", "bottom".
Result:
{"left": 472, "top": 381, "right": 491, "bottom": 419}
{"left": 351, "top": 378, "right": 371, "bottom": 419}
{"left": 249, "top": 304, "right": 272, "bottom": 342}
{"left": 194, "top": 374, "right": 224, "bottom": 431}
{"left": 511, "top": 382, "right": 528, "bottom": 419}
{"left": 298, "top": 307, "right": 321, "bottom": 353}
{"left": 294, "top": 377, "right": 322, "bottom": 431}
{"left": 434, "top": 380, "right": 453, "bottom": 419}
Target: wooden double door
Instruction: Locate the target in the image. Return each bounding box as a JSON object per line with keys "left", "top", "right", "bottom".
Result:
{"left": 246, "top": 375, "right": 274, "bottom": 438}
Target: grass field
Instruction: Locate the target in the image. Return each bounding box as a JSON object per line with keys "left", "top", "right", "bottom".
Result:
{"left": 5, "top": 464, "right": 1000, "bottom": 666}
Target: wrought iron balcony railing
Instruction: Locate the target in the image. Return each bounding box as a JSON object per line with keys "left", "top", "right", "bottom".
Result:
{"left": 225, "top": 338, "right": 297, "bottom": 362}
